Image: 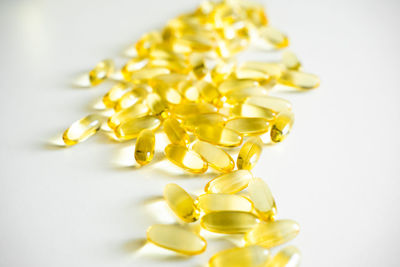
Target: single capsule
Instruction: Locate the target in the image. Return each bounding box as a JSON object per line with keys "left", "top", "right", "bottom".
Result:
{"left": 245, "top": 220, "right": 300, "bottom": 248}
{"left": 145, "top": 93, "right": 169, "bottom": 117}
{"left": 163, "top": 118, "right": 190, "bottom": 146}
{"left": 196, "top": 81, "right": 221, "bottom": 105}
{"left": 270, "top": 112, "right": 294, "bottom": 143}
{"left": 209, "top": 245, "right": 270, "bottom": 267}
{"left": 129, "top": 67, "right": 170, "bottom": 82}
{"left": 171, "top": 35, "right": 215, "bottom": 54}
{"left": 154, "top": 86, "right": 182, "bottom": 105}
{"left": 224, "top": 86, "right": 269, "bottom": 104}
{"left": 102, "top": 83, "right": 131, "bottom": 109}
{"left": 237, "top": 137, "right": 263, "bottom": 170}
{"left": 108, "top": 102, "right": 149, "bottom": 129}
{"left": 88, "top": 59, "right": 114, "bottom": 86}
{"left": 282, "top": 51, "right": 301, "bottom": 70}
{"left": 266, "top": 246, "right": 301, "bottom": 267}
{"left": 146, "top": 224, "right": 206, "bottom": 255}
{"left": 149, "top": 58, "right": 190, "bottom": 74}
{"left": 231, "top": 103, "right": 276, "bottom": 121}
{"left": 115, "top": 115, "right": 161, "bottom": 140}
{"left": 173, "top": 103, "right": 218, "bottom": 119}
{"left": 211, "top": 59, "right": 236, "bottom": 85}
{"left": 226, "top": 118, "right": 270, "bottom": 136}
{"left": 218, "top": 78, "right": 259, "bottom": 95}
{"left": 194, "top": 124, "right": 243, "bottom": 147}
{"left": 205, "top": 170, "right": 253, "bottom": 194}
{"left": 190, "top": 54, "right": 208, "bottom": 79}
{"left": 135, "top": 129, "right": 155, "bottom": 165}
{"left": 235, "top": 67, "right": 270, "bottom": 83}
{"left": 62, "top": 114, "right": 104, "bottom": 146}
{"left": 178, "top": 80, "right": 200, "bottom": 101}
{"left": 121, "top": 57, "right": 148, "bottom": 80}
{"left": 183, "top": 113, "right": 227, "bottom": 132}
{"left": 240, "top": 62, "right": 285, "bottom": 79}
{"left": 165, "top": 144, "right": 208, "bottom": 173}
{"left": 149, "top": 73, "right": 188, "bottom": 89}
{"left": 259, "top": 26, "right": 289, "bottom": 49}
{"left": 247, "top": 178, "right": 276, "bottom": 220}
{"left": 245, "top": 96, "right": 292, "bottom": 114}
{"left": 201, "top": 211, "right": 259, "bottom": 234}
{"left": 195, "top": 193, "right": 253, "bottom": 213}
{"left": 136, "top": 31, "right": 163, "bottom": 57}
{"left": 114, "top": 85, "right": 149, "bottom": 111}
{"left": 164, "top": 183, "right": 199, "bottom": 222}
{"left": 278, "top": 70, "right": 320, "bottom": 90}
{"left": 192, "top": 141, "right": 234, "bottom": 172}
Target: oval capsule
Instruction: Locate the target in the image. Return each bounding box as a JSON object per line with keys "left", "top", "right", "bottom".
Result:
{"left": 235, "top": 67, "right": 270, "bottom": 83}
{"left": 247, "top": 178, "right": 277, "bottom": 220}
{"left": 163, "top": 118, "right": 190, "bottom": 146}
{"left": 164, "top": 183, "right": 199, "bottom": 222}
{"left": 63, "top": 114, "right": 104, "bottom": 146}
{"left": 194, "top": 124, "right": 243, "bottom": 147}
{"left": 165, "top": 144, "right": 208, "bottom": 173}
{"left": 196, "top": 80, "right": 221, "bottom": 105}
{"left": 245, "top": 95, "right": 292, "bottom": 114}
{"left": 270, "top": 112, "right": 294, "bottom": 143}
{"left": 205, "top": 170, "right": 253, "bottom": 194}
{"left": 282, "top": 50, "right": 301, "bottom": 70}
{"left": 195, "top": 193, "right": 253, "bottom": 213}
{"left": 278, "top": 70, "right": 320, "bottom": 90}
{"left": 115, "top": 115, "right": 161, "bottom": 140}
{"left": 267, "top": 246, "right": 301, "bottom": 267}
{"left": 231, "top": 103, "right": 276, "bottom": 121}
{"left": 237, "top": 137, "right": 263, "bottom": 170}
{"left": 201, "top": 211, "right": 259, "bottom": 234}
{"left": 114, "top": 85, "right": 150, "bottom": 111}
{"left": 135, "top": 129, "right": 155, "bottom": 165}
{"left": 218, "top": 78, "right": 259, "bottom": 95}
{"left": 259, "top": 26, "right": 289, "bottom": 49}
{"left": 192, "top": 141, "right": 234, "bottom": 172}
{"left": 183, "top": 113, "right": 227, "bottom": 132}
{"left": 145, "top": 93, "right": 169, "bottom": 117}
{"left": 226, "top": 118, "right": 270, "bottom": 136}
{"left": 225, "top": 86, "right": 269, "bottom": 104}
{"left": 209, "top": 245, "right": 270, "bottom": 267}
{"left": 173, "top": 103, "right": 218, "bottom": 119}
{"left": 102, "top": 83, "right": 131, "bottom": 109}
{"left": 108, "top": 102, "right": 149, "bottom": 129}
{"left": 178, "top": 80, "right": 200, "bottom": 101}
{"left": 129, "top": 67, "right": 170, "bottom": 82}
{"left": 121, "top": 57, "right": 148, "bottom": 80}
{"left": 146, "top": 224, "right": 206, "bottom": 255}
{"left": 89, "top": 59, "right": 114, "bottom": 86}
{"left": 239, "top": 62, "right": 285, "bottom": 79}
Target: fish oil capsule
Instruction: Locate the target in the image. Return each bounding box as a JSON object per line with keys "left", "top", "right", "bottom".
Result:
{"left": 154, "top": 86, "right": 182, "bottom": 105}
{"left": 173, "top": 103, "right": 218, "bottom": 119}
{"left": 247, "top": 178, "right": 276, "bottom": 220}
{"left": 205, "top": 170, "right": 252, "bottom": 194}
{"left": 190, "top": 54, "right": 208, "bottom": 79}
{"left": 270, "top": 112, "right": 294, "bottom": 143}
{"left": 196, "top": 81, "right": 221, "bottom": 105}
{"left": 226, "top": 118, "right": 270, "bottom": 136}
{"left": 108, "top": 102, "right": 149, "bottom": 129}
{"left": 165, "top": 144, "right": 208, "bottom": 173}
{"left": 149, "top": 58, "right": 190, "bottom": 74}
{"left": 218, "top": 78, "right": 259, "bottom": 95}
{"left": 267, "top": 246, "right": 301, "bottom": 267}
{"left": 145, "top": 93, "right": 168, "bottom": 117}
{"left": 129, "top": 67, "right": 170, "bottom": 82}
{"left": 245, "top": 220, "right": 300, "bottom": 248}
{"left": 282, "top": 51, "right": 301, "bottom": 70}
{"left": 172, "top": 35, "right": 215, "bottom": 54}
{"left": 164, "top": 183, "right": 199, "bottom": 222}
{"left": 63, "top": 114, "right": 104, "bottom": 146}
{"left": 121, "top": 57, "right": 148, "bottom": 80}
{"left": 224, "top": 86, "right": 269, "bottom": 104}
{"left": 114, "top": 85, "right": 149, "bottom": 111}
{"left": 115, "top": 115, "right": 161, "bottom": 140}
{"left": 192, "top": 141, "right": 234, "bottom": 172}
{"left": 146, "top": 224, "right": 206, "bottom": 255}
{"left": 240, "top": 62, "right": 285, "bottom": 79}
{"left": 178, "top": 80, "right": 199, "bottom": 102}
{"left": 237, "top": 137, "right": 263, "bottom": 170}
{"left": 209, "top": 245, "right": 270, "bottom": 267}
{"left": 235, "top": 66, "right": 270, "bottom": 83}
{"left": 102, "top": 83, "right": 131, "bottom": 109}
{"left": 135, "top": 129, "right": 155, "bottom": 165}
{"left": 245, "top": 96, "right": 292, "bottom": 114}
{"left": 200, "top": 211, "right": 259, "bottom": 234}
{"left": 259, "top": 26, "right": 289, "bottom": 49}
{"left": 210, "top": 59, "right": 236, "bottom": 85}
{"left": 194, "top": 124, "right": 243, "bottom": 147}
{"left": 231, "top": 103, "right": 276, "bottom": 121}
{"left": 183, "top": 113, "right": 227, "bottom": 132}
{"left": 88, "top": 59, "right": 114, "bottom": 86}
{"left": 195, "top": 193, "right": 253, "bottom": 213}
{"left": 278, "top": 70, "right": 320, "bottom": 90}
{"left": 163, "top": 118, "right": 190, "bottom": 146}
{"left": 136, "top": 31, "right": 163, "bottom": 57}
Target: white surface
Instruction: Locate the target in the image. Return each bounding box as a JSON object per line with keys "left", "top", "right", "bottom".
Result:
{"left": 0, "top": 0, "right": 399, "bottom": 266}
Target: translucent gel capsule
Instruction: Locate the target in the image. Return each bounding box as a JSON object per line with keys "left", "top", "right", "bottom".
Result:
{"left": 237, "top": 137, "right": 263, "bottom": 170}
{"left": 135, "top": 129, "right": 155, "bottom": 165}
{"left": 115, "top": 116, "right": 161, "bottom": 140}
{"left": 278, "top": 70, "right": 320, "bottom": 90}
{"left": 108, "top": 102, "right": 149, "bottom": 129}
{"left": 211, "top": 59, "right": 236, "bottom": 85}
{"left": 145, "top": 93, "right": 168, "bottom": 117}
{"left": 209, "top": 245, "right": 270, "bottom": 267}
{"left": 282, "top": 51, "right": 301, "bottom": 70}
{"left": 270, "top": 112, "right": 294, "bottom": 143}
{"left": 226, "top": 118, "right": 270, "bottom": 136}
{"left": 164, "top": 183, "right": 199, "bottom": 222}
{"left": 154, "top": 86, "right": 182, "bottom": 105}
{"left": 245, "top": 220, "right": 300, "bottom": 248}
{"left": 63, "top": 114, "right": 104, "bottom": 146}
{"left": 114, "top": 85, "right": 149, "bottom": 111}
{"left": 146, "top": 224, "right": 206, "bottom": 255}
{"left": 192, "top": 141, "right": 234, "bottom": 172}
{"left": 102, "top": 83, "right": 131, "bottom": 109}
{"left": 231, "top": 103, "right": 276, "bottom": 121}
{"left": 183, "top": 113, "right": 227, "bottom": 132}
{"left": 205, "top": 170, "right": 252, "bottom": 194}
{"left": 235, "top": 67, "right": 270, "bottom": 83}
{"left": 240, "top": 62, "right": 285, "bottom": 79}
{"left": 172, "top": 35, "right": 215, "bottom": 54}
{"left": 201, "top": 211, "right": 259, "bottom": 234}
{"left": 165, "top": 144, "right": 208, "bottom": 173}
{"left": 259, "top": 26, "right": 289, "bottom": 49}
{"left": 163, "top": 118, "right": 190, "bottom": 146}
{"left": 129, "top": 67, "right": 170, "bottom": 82}
{"left": 136, "top": 31, "right": 163, "bottom": 57}
{"left": 225, "top": 86, "right": 269, "bottom": 104}
{"left": 190, "top": 54, "right": 208, "bottom": 79}
{"left": 266, "top": 246, "right": 301, "bottom": 267}
{"left": 194, "top": 124, "right": 243, "bottom": 147}
{"left": 247, "top": 178, "right": 276, "bottom": 220}
{"left": 173, "top": 103, "right": 218, "bottom": 119}
{"left": 89, "top": 59, "right": 114, "bottom": 86}
{"left": 218, "top": 78, "right": 259, "bottom": 95}
{"left": 196, "top": 81, "right": 221, "bottom": 105}
{"left": 195, "top": 193, "right": 253, "bottom": 213}
{"left": 121, "top": 57, "right": 148, "bottom": 80}
{"left": 178, "top": 80, "right": 199, "bottom": 101}
{"left": 245, "top": 96, "right": 292, "bottom": 114}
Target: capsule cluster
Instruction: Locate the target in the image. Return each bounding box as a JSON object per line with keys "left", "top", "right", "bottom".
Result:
{"left": 60, "top": 0, "right": 319, "bottom": 266}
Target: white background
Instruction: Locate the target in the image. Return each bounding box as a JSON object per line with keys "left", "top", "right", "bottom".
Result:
{"left": 0, "top": 0, "right": 399, "bottom": 266}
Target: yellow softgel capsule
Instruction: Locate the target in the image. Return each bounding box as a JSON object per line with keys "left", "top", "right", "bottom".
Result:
{"left": 196, "top": 80, "right": 221, "bottom": 105}
{"left": 270, "top": 112, "right": 294, "bottom": 143}
{"left": 259, "top": 26, "right": 289, "bottom": 49}
{"left": 155, "top": 86, "right": 182, "bottom": 105}
{"left": 164, "top": 183, "right": 200, "bottom": 222}
{"left": 163, "top": 118, "right": 190, "bottom": 146}
{"left": 245, "top": 220, "right": 300, "bottom": 248}
{"left": 205, "top": 170, "right": 252, "bottom": 194}
{"left": 114, "top": 85, "right": 149, "bottom": 111}
{"left": 183, "top": 113, "right": 227, "bottom": 132}
{"left": 209, "top": 245, "right": 270, "bottom": 267}
{"left": 102, "top": 83, "right": 131, "bottom": 109}
{"left": 173, "top": 103, "right": 218, "bottom": 119}
{"left": 136, "top": 31, "right": 163, "bottom": 57}
{"left": 195, "top": 193, "right": 253, "bottom": 213}
{"left": 135, "top": 129, "right": 155, "bottom": 165}
{"left": 267, "top": 246, "right": 301, "bottom": 267}
{"left": 224, "top": 86, "right": 269, "bottom": 104}
{"left": 237, "top": 137, "right": 263, "bottom": 170}
{"left": 231, "top": 103, "right": 276, "bottom": 121}
{"left": 239, "top": 62, "right": 285, "bottom": 79}
{"left": 62, "top": 114, "right": 104, "bottom": 146}
{"left": 115, "top": 115, "right": 161, "bottom": 140}
{"left": 245, "top": 95, "right": 292, "bottom": 114}
{"left": 282, "top": 51, "right": 301, "bottom": 70}
{"left": 192, "top": 141, "right": 234, "bottom": 172}
{"left": 210, "top": 59, "right": 236, "bottom": 85}
{"left": 278, "top": 70, "right": 320, "bottom": 90}
{"left": 235, "top": 66, "right": 270, "bottom": 83}
{"left": 108, "top": 102, "right": 149, "bottom": 129}
{"left": 200, "top": 211, "right": 259, "bottom": 234}
{"left": 145, "top": 93, "right": 168, "bottom": 117}
{"left": 226, "top": 118, "right": 270, "bottom": 136}
{"left": 129, "top": 67, "right": 170, "bottom": 83}
{"left": 247, "top": 178, "right": 276, "bottom": 220}
{"left": 146, "top": 224, "right": 206, "bottom": 255}
{"left": 121, "top": 57, "right": 148, "bottom": 80}
{"left": 88, "top": 59, "right": 114, "bottom": 86}
{"left": 178, "top": 80, "right": 200, "bottom": 102}
{"left": 194, "top": 124, "right": 243, "bottom": 147}
{"left": 165, "top": 144, "right": 208, "bottom": 173}
{"left": 218, "top": 78, "right": 259, "bottom": 95}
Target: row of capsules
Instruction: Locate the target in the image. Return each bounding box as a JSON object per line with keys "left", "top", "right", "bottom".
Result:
{"left": 61, "top": 0, "right": 319, "bottom": 266}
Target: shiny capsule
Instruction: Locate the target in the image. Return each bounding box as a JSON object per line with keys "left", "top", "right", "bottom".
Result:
{"left": 108, "top": 102, "right": 149, "bottom": 129}
{"left": 209, "top": 245, "right": 270, "bottom": 267}
{"left": 237, "top": 137, "right": 263, "bottom": 170}
{"left": 183, "top": 113, "right": 227, "bottom": 132}
{"left": 115, "top": 115, "right": 161, "bottom": 140}
{"left": 164, "top": 183, "right": 199, "bottom": 222}
{"left": 278, "top": 70, "right": 320, "bottom": 90}
{"left": 165, "top": 144, "right": 208, "bottom": 173}
{"left": 88, "top": 59, "right": 114, "bottom": 86}
{"left": 196, "top": 80, "right": 221, "bottom": 105}
{"left": 62, "top": 114, "right": 104, "bottom": 146}
{"left": 218, "top": 78, "right": 259, "bottom": 95}
{"left": 102, "top": 83, "right": 131, "bottom": 109}
{"left": 245, "top": 220, "right": 300, "bottom": 248}
{"left": 235, "top": 67, "right": 270, "bottom": 83}
{"left": 240, "top": 62, "right": 285, "bottom": 79}
{"left": 129, "top": 67, "right": 170, "bottom": 82}
{"left": 177, "top": 80, "right": 200, "bottom": 101}
{"left": 282, "top": 51, "right": 301, "bottom": 70}
{"left": 267, "top": 246, "right": 301, "bottom": 267}
{"left": 231, "top": 103, "right": 276, "bottom": 121}
{"left": 194, "top": 124, "right": 242, "bottom": 147}
{"left": 195, "top": 193, "right": 253, "bottom": 213}
{"left": 173, "top": 103, "right": 218, "bottom": 119}
{"left": 121, "top": 57, "right": 148, "bottom": 80}
{"left": 192, "top": 141, "right": 234, "bottom": 172}
{"left": 135, "top": 31, "right": 163, "bottom": 57}
{"left": 145, "top": 93, "right": 168, "bottom": 117}
{"left": 226, "top": 118, "right": 270, "bottom": 136}
{"left": 248, "top": 178, "right": 276, "bottom": 220}
{"left": 245, "top": 95, "right": 292, "bottom": 114}
{"left": 163, "top": 118, "right": 190, "bottom": 146}
{"left": 201, "top": 211, "right": 259, "bottom": 234}
{"left": 135, "top": 129, "right": 155, "bottom": 165}
{"left": 270, "top": 112, "right": 294, "bottom": 143}
{"left": 146, "top": 224, "right": 206, "bottom": 255}
{"left": 205, "top": 170, "right": 252, "bottom": 194}
{"left": 259, "top": 26, "right": 289, "bottom": 49}
{"left": 114, "top": 85, "right": 149, "bottom": 111}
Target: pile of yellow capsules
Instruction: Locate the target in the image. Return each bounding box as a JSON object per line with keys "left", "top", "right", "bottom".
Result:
{"left": 62, "top": 0, "right": 319, "bottom": 266}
